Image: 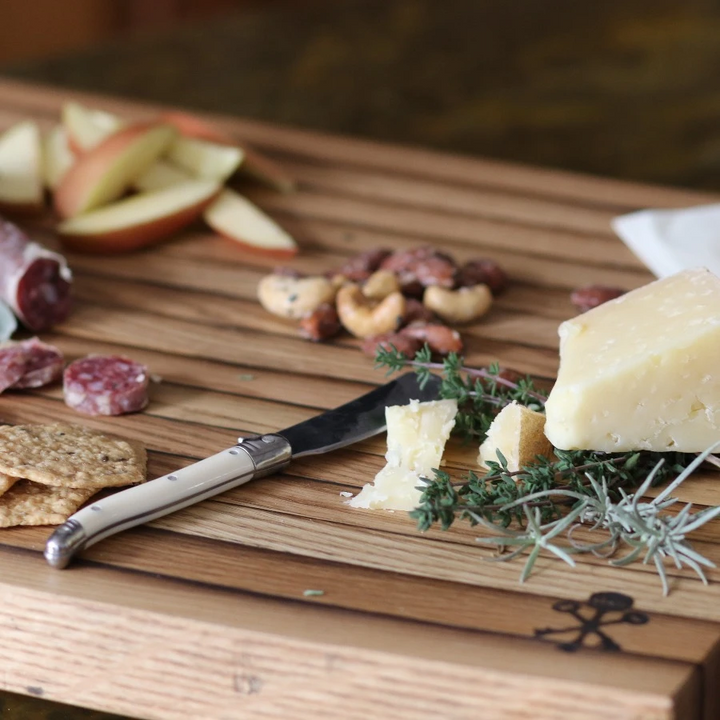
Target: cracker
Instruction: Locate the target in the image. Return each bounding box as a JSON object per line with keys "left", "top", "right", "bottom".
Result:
{"left": 0, "top": 423, "right": 147, "bottom": 488}
{"left": 0, "top": 480, "right": 96, "bottom": 527}
{"left": 0, "top": 473, "right": 17, "bottom": 496}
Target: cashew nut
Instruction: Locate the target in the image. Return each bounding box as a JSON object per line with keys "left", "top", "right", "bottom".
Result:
{"left": 257, "top": 274, "right": 337, "bottom": 319}
{"left": 423, "top": 284, "right": 492, "bottom": 324}
{"left": 362, "top": 270, "right": 400, "bottom": 300}
{"left": 336, "top": 284, "right": 406, "bottom": 338}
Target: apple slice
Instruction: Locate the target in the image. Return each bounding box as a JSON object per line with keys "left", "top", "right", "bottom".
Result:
{"left": 134, "top": 159, "right": 193, "bottom": 192}
{"left": 167, "top": 135, "right": 243, "bottom": 182}
{"left": 0, "top": 120, "right": 44, "bottom": 212}
{"left": 62, "top": 101, "right": 124, "bottom": 153}
{"left": 43, "top": 125, "right": 75, "bottom": 190}
{"left": 58, "top": 179, "right": 221, "bottom": 253}
{"left": 160, "top": 110, "right": 295, "bottom": 193}
{"left": 204, "top": 188, "right": 298, "bottom": 257}
{"left": 158, "top": 110, "right": 234, "bottom": 145}
{"left": 54, "top": 122, "right": 177, "bottom": 219}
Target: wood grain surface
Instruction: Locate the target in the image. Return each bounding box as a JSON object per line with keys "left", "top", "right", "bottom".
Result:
{"left": 0, "top": 77, "right": 719, "bottom": 720}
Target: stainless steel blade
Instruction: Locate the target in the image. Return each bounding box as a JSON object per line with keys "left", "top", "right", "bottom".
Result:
{"left": 279, "top": 372, "right": 441, "bottom": 458}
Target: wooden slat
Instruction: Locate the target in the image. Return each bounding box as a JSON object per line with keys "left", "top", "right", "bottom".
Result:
{"left": 0, "top": 550, "right": 701, "bottom": 720}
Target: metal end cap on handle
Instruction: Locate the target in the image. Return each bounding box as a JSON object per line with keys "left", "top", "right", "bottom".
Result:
{"left": 44, "top": 520, "right": 87, "bottom": 569}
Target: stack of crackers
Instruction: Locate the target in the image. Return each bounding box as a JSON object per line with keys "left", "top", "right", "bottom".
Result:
{"left": 0, "top": 423, "right": 146, "bottom": 527}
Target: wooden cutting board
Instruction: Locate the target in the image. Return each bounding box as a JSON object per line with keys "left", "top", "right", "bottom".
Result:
{"left": 0, "top": 77, "right": 719, "bottom": 720}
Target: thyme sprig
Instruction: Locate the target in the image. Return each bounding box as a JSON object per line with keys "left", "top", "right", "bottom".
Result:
{"left": 375, "top": 344, "right": 720, "bottom": 595}
{"left": 376, "top": 344, "right": 546, "bottom": 441}
{"left": 413, "top": 449, "right": 690, "bottom": 530}
{"left": 475, "top": 447, "right": 720, "bottom": 595}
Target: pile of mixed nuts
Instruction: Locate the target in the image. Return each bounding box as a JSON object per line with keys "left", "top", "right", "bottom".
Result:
{"left": 256, "top": 246, "right": 508, "bottom": 357}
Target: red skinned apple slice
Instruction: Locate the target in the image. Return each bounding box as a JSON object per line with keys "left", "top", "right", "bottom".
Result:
{"left": 0, "top": 121, "right": 44, "bottom": 213}
{"left": 204, "top": 188, "right": 298, "bottom": 257}
{"left": 57, "top": 179, "right": 221, "bottom": 254}
{"left": 134, "top": 159, "right": 193, "bottom": 192}
{"left": 167, "top": 135, "right": 243, "bottom": 183}
{"left": 160, "top": 110, "right": 295, "bottom": 193}
{"left": 43, "top": 126, "right": 74, "bottom": 190}
{"left": 54, "top": 122, "right": 177, "bottom": 219}
{"left": 62, "top": 101, "right": 124, "bottom": 153}
{"left": 158, "top": 111, "right": 234, "bottom": 145}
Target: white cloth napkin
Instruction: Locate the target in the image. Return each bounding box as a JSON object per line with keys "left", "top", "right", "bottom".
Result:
{"left": 612, "top": 203, "right": 720, "bottom": 278}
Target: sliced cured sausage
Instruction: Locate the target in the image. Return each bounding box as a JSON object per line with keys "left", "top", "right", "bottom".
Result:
{"left": 10, "top": 338, "right": 64, "bottom": 389}
{"left": 63, "top": 355, "right": 149, "bottom": 416}
{"left": 0, "top": 338, "right": 64, "bottom": 393}
{"left": 0, "top": 345, "right": 31, "bottom": 393}
{"left": 0, "top": 218, "right": 72, "bottom": 332}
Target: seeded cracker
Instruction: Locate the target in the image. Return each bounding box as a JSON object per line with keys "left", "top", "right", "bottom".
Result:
{"left": 0, "top": 423, "right": 147, "bottom": 488}
{"left": 0, "top": 481, "right": 96, "bottom": 527}
{"left": 0, "top": 473, "right": 17, "bottom": 496}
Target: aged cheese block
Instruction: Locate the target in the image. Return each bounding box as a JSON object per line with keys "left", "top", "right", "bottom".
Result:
{"left": 348, "top": 398, "right": 457, "bottom": 510}
{"left": 478, "top": 401, "right": 553, "bottom": 471}
{"left": 544, "top": 267, "right": 720, "bottom": 451}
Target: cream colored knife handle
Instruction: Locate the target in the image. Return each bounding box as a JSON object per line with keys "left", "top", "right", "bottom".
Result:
{"left": 44, "top": 434, "right": 292, "bottom": 569}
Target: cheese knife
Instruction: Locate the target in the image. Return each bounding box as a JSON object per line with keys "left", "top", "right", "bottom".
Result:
{"left": 45, "top": 372, "right": 440, "bottom": 568}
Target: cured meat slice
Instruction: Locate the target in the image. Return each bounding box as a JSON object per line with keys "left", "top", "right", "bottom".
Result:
{"left": 0, "top": 344, "right": 31, "bottom": 393}
{"left": 64, "top": 355, "right": 149, "bottom": 416}
{"left": 10, "top": 338, "right": 64, "bottom": 389}
{"left": 0, "top": 218, "right": 72, "bottom": 332}
{"left": 0, "top": 338, "right": 64, "bottom": 393}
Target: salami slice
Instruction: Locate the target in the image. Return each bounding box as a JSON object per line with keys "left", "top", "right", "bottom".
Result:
{"left": 10, "top": 338, "right": 64, "bottom": 389}
{"left": 0, "top": 338, "right": 64, "bottom": 393}
{"left": 63, "top": 355, "right": 149, "bottom": 416}
{"left": 0, "top": 345, "right": 31, "bottom": 393}
{"left": 0, "top": 218, "right": 72, "bottom": 332}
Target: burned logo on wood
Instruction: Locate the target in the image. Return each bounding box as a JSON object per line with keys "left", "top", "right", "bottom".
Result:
{"left": 535, "top": 592, "right": 648, "bottom": 652}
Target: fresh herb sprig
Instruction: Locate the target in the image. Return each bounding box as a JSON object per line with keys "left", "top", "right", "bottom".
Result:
{"left": 375, "top": 344, "right": 719, "bottom": 595}
{"left": 376, "top": 344, "right": 546, "bottom": 441}
{"left": 474, "top": 448, "right": 720, "bottom": 595}
{"left": 413, "top": 449, "right": 690, "bottom": 531}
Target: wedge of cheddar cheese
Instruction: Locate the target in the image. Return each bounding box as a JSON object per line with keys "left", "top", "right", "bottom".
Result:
{"left": 348, "top": 398, "right": 457, "bottom": 510}
{"left": 544, "top": 267, "right": 720, "bottom": 452}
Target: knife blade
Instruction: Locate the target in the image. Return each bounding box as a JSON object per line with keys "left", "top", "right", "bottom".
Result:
{"left": 45, "top": 372, "right": 440, "bottom": 568}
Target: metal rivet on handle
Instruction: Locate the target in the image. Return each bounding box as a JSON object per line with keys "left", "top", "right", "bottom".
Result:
{"left": 167, "top": 475, "right": 178, "bottom": 481}
{"left": 262, "top": 436, "right": 274, "bottom": 444}
{"left": 91, "top": 505, "right": 102, "bottom": 512}
{"left": 229, "top": 449, "right": 239, "bottom": 455}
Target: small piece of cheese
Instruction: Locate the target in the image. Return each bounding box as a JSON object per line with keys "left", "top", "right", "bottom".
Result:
{"left": 348, "top": 398, "right": 458, "bottom": 510}
{"left": 478, "top": 401, "right": 553, "bottom": 471}
{"left": 544, "top": 267, "right": 720, "bottom": 451}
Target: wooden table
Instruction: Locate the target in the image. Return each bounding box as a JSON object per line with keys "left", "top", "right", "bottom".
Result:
{"left": 0, "top": 78, "right": 719, "bottom": 720}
